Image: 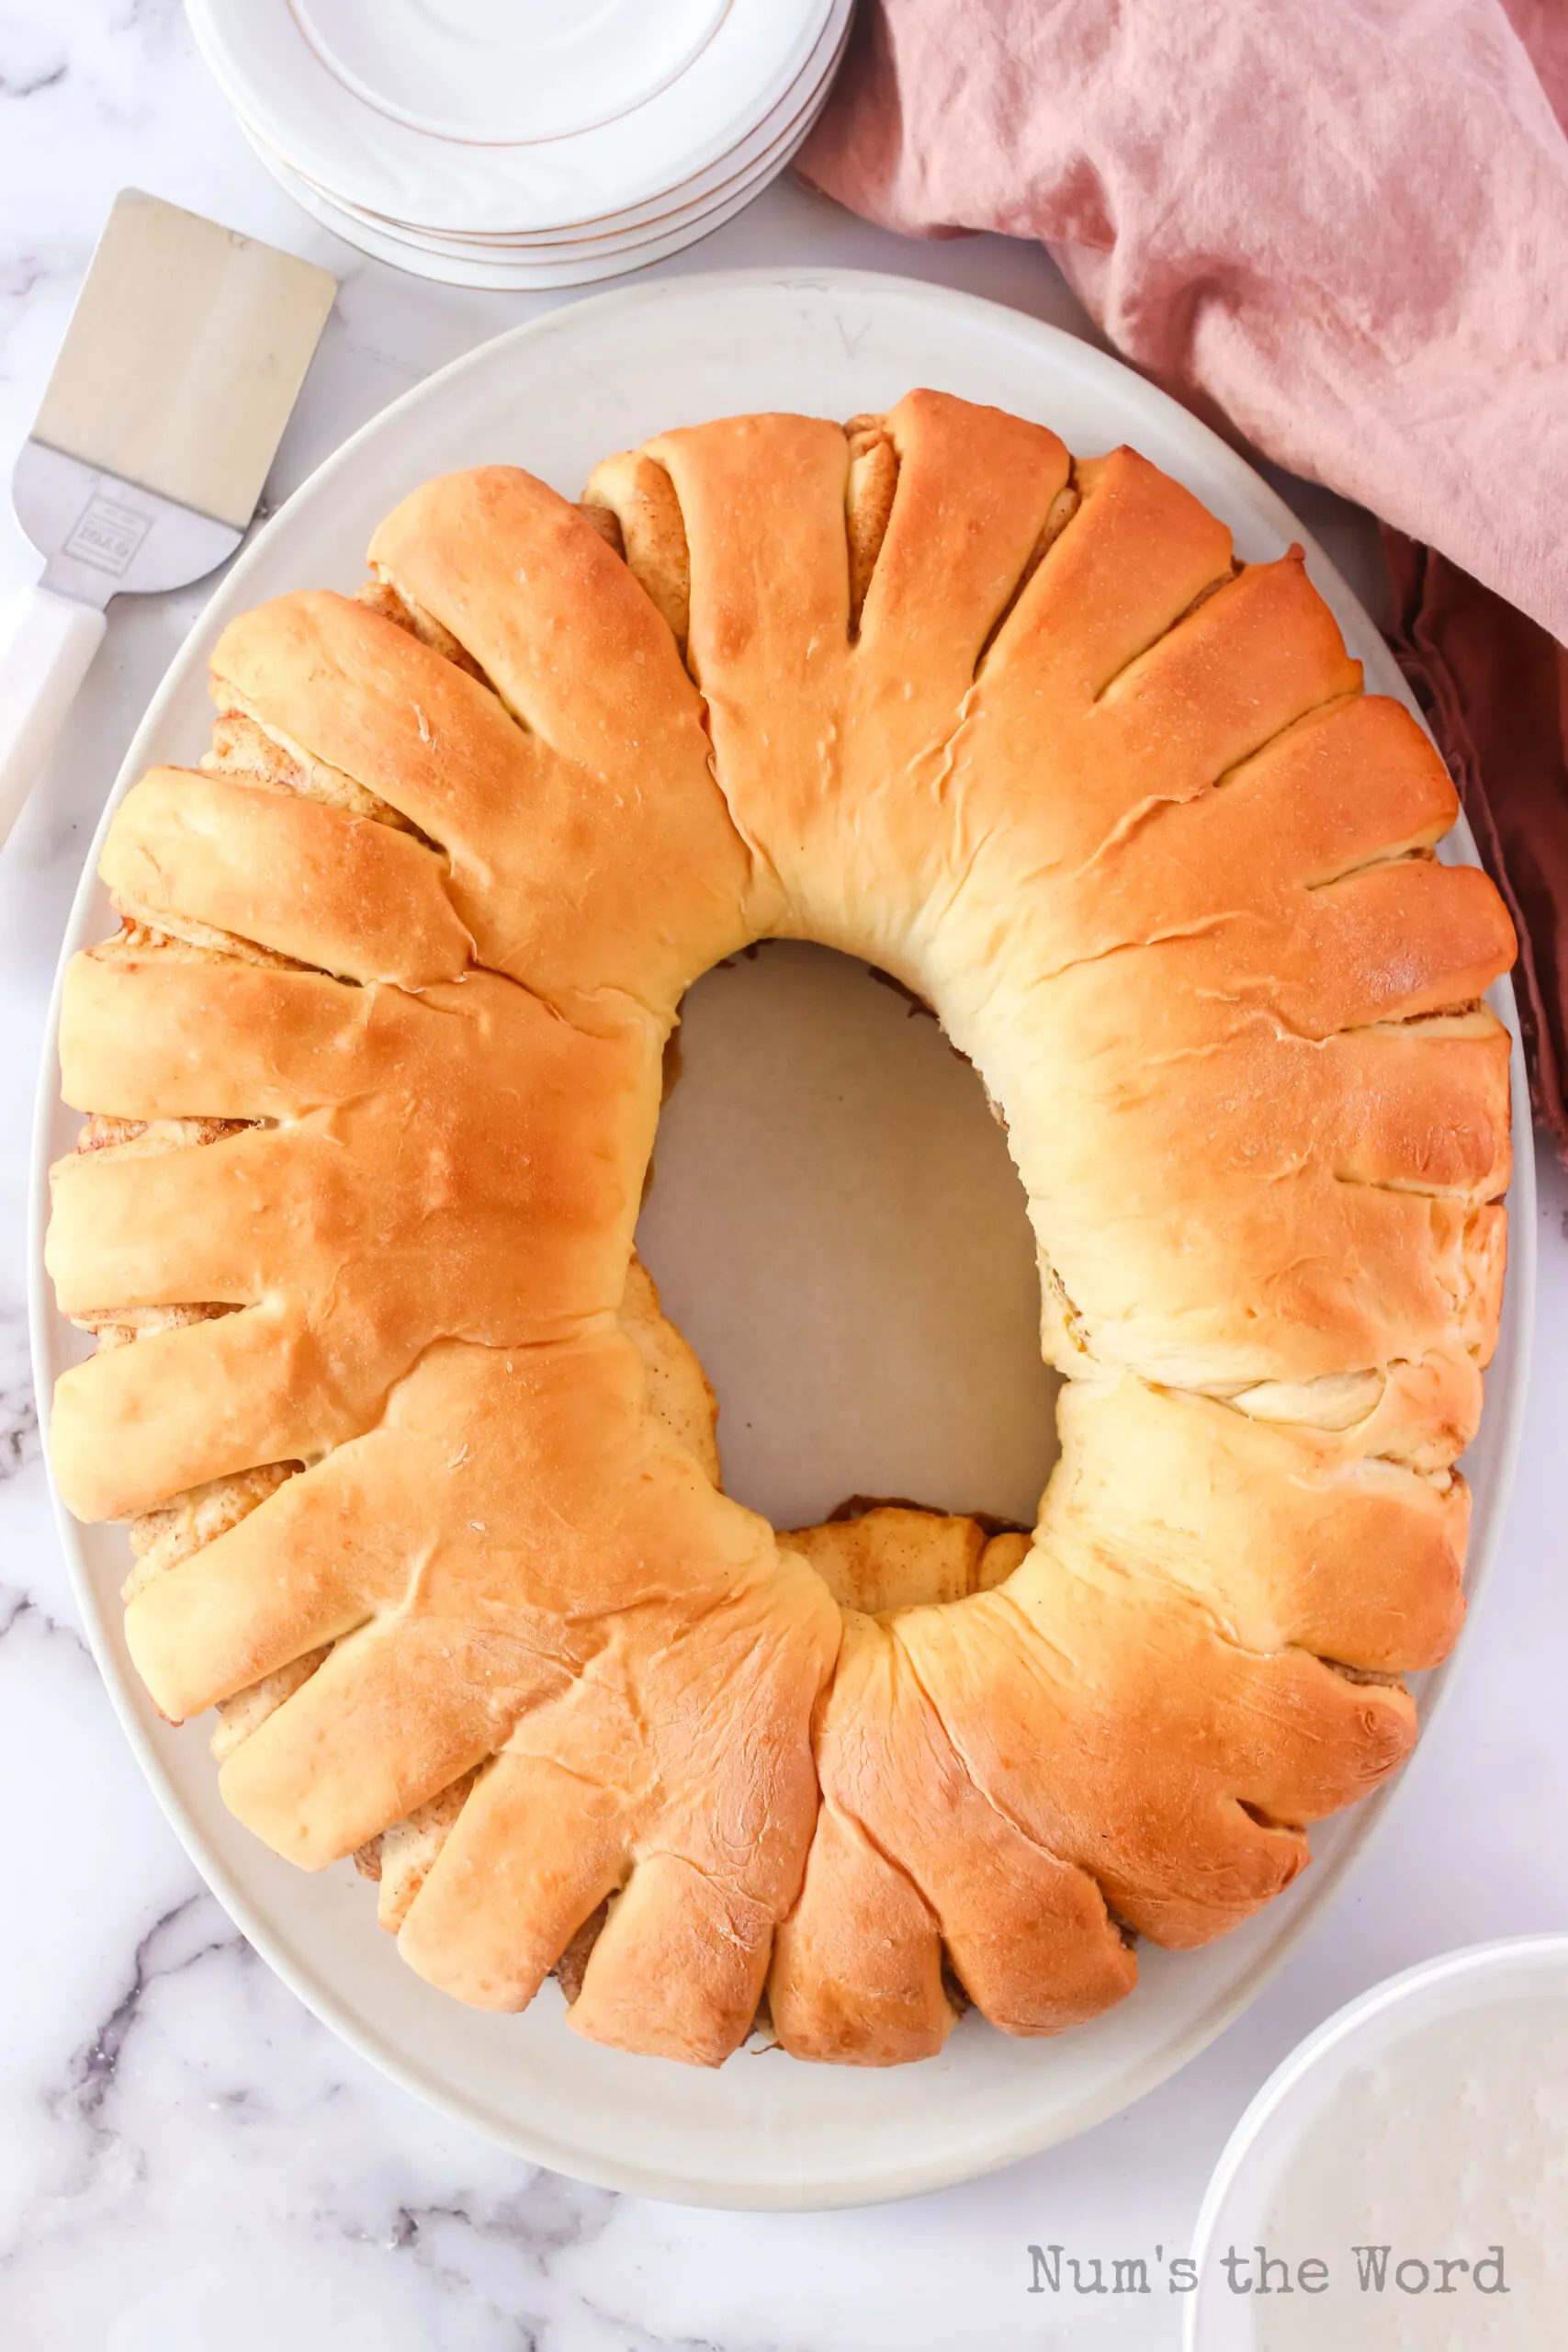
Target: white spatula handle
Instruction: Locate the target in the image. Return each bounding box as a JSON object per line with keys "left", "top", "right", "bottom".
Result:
{"left": 0, "top": 583, "right": 107, "bottom": 850}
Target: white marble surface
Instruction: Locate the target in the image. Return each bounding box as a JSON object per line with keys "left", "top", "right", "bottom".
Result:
{"left": 2, "top": 9, "right": 1565, "bottom": 2347}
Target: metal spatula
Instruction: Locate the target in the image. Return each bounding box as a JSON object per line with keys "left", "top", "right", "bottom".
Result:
{"left": 1, "top": 189, "right": 336, "bottom": 848}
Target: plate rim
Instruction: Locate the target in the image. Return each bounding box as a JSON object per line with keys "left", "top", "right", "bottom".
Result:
{"left": 299, "top": 0, "right": 852, "bottom": 243}
{"left": 234, "top": 29, "right": 847, "bottom": 292}
{"left": 27, "top": 266, "right": 1538, "bottom": 2209}
{"left": 276, "top": 6, "right": 853, "bottom": 254}
{"left": 289, "top": 0, "right": 734, "bottom": 152}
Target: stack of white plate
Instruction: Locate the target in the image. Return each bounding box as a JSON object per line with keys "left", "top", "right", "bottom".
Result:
{"left": 186, "top": 0, "right": 852, "bottom": 289}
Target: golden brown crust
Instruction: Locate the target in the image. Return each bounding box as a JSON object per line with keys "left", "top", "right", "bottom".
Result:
{"left": 46, "top": 390, "right": 1514, "bottom": 2067}
{"left": 49, "top": 952, "right": 660, "bottom": 1522}
{"left": 103, "top": 766, "right": 473, "bottom": 988}
{"left": 209, "top": 570, "right": 750, "bottom": 1033}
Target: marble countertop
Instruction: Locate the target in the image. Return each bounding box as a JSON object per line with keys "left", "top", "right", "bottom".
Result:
{"left": 3, "top": 11, "right": 1565, "bottom": 2348}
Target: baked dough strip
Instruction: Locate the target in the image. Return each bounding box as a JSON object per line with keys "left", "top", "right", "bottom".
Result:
{"left": 47, "top": 392, "right": 1515, "bottom": 2065}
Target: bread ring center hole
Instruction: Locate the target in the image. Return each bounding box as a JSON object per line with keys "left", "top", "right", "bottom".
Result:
{"left": 636, "top": 942, "right": 1062, "bottom": 1582}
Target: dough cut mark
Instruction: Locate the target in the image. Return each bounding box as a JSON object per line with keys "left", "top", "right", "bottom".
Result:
{"left": 974, "top": 464, "right": 1085, "bottom": 675}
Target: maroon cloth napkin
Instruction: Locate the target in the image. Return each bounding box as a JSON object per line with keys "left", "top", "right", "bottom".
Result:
{"left": 1385, "top": 534, "right": 1568, "bottom": 1158}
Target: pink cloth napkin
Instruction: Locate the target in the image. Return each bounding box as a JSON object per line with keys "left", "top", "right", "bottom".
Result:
{"left": 799, "top": 0, "right": 1568, "bottom": 644}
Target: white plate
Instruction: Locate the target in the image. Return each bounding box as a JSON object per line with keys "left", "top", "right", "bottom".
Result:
{"left": 28, "top": 272, "right": 1535, "bottom": 2210}
{"left": 237, "top": 94, "right": 835, "bottom": 288}
{"left": 329, "top": 0, "right": 852, "bottom": 248}
{"left": 311, "top": 4, "right": 852, "bottom": 254}
{"left": 291, "top": 0, "right": 731, "bottom": 148}
{"left": 1187, "top": 1938, "right": 1568, "bottom": 2347}
{"left": 241, "top": 4, "right": 851, "bottom": 277}
{"left": 187, "top": 0, "right": 833, "bottom": 234}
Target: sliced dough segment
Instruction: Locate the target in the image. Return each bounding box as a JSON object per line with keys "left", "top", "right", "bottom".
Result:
{"left": 52, "top": 1298, "right": 358, "bottom": 1525}
{"left": 1092, "top": 693, "right": 1460, "bottom": 905}
{"left": 648, "top": 397, "right": 1072, "bottom": 958}
{"left": 570, "top": 1850, "right": 773, "bottom": 2068}
{"left": 58, "top": 948, "right": 428, "bottom": 1123}
{"left": 982, "top": 444, "right": 1236, "bottom": 698}
{"left": 130, "top": 1323, "right": 839, "bottom": 2071}
{"left": 100, "top": 766, "right": 472, "bottom": 988}
{"left": 367, "top": 465, "right": 694, "bottom": 774}
{"left": 1090, "top": 553, "right": 1360, "bottom": 784}
{"left": 396, "top": 1747, "right": 631, "bottom": 2012}
{"left": 1045, "top": 1374, "right": 1470, "bottom": 1671}
{"left": 363, "top": 466, "right": 770, "bottom": 1007}
{"left": 1329, "top": 1012, "right": 1512, "bottom": 1199}
{"left": 858, "top": 390, "right": 1071, "bottom": 681}
{"left": 125, "top": 1402, "right": 418, "bottom": 1721}
{"left": 1253, "top": 856, "right": 1516, "bottom": 1034}
{"left": 892, "top": 1556, "right": 1413, "bottom": 1946}
{"left": 51, "top": 956, "right": 658, "bottom": 1518}
{"left": 773, "top": 1612, "right": 1137, "bottom": 2061}
{"left": 211, "top": 582, "right": 752, "bottom": 1028}
{"left": 400, "top": 1544, "right": 839, "bottom": 2066}
{"left": 769, "top": 1799, "right": 954, "bottom": 2066}
{"left": 219, "top": 1613, "right": 549, "bottom": 1865}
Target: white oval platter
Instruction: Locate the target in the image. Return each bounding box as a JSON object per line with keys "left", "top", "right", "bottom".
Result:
{"left": 28, "top": 269, "right": 1535, "bottom": 2211}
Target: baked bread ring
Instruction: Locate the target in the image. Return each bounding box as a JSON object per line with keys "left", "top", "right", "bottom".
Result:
{"left": 47, "top": 391, "right": 1514, "bottom": 2067}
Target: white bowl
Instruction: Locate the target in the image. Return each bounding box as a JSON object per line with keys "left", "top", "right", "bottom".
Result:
{"left": 28, "top": 270, "right": 1535, "bottom": 2209}
{"left": 1188, "top": 1938, "right": 1568, "bottom": 2347}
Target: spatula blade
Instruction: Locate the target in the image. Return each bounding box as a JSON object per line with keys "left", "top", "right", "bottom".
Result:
{"left": 31, "top": 188, "right": 336, "bottom": 535}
